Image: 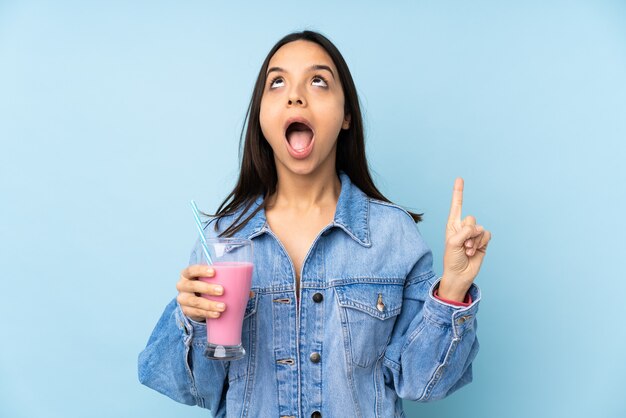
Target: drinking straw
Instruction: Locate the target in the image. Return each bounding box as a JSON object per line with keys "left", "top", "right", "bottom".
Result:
{"left": 190, "top": 200, "right": 214, "bottom": 265}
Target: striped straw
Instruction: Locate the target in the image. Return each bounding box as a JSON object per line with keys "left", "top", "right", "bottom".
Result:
{"left": 190, "top": 200, "right": 214, "bottom": 265}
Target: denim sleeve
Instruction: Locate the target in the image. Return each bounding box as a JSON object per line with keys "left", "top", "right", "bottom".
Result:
{"left": 382, "top": 249, "right": 481, "bottom": 402}
{"left": 137, "top": 238, "right": 229, "bottom": 415}
{"left": 137, "top": 299, "right": 229, "bottom": 415}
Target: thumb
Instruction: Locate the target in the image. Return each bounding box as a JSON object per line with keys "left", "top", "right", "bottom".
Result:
{"left": 472, "top": 246, "right": 488, "bottom": 265}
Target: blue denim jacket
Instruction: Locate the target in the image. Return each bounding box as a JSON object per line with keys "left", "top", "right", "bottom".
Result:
{"left": 138, "top": 173, "right": 481, "bottom": 418}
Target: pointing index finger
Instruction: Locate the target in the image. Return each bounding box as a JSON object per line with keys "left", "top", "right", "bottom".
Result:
{"left": 447, "top": 177, "right": 464, "bottom": 224}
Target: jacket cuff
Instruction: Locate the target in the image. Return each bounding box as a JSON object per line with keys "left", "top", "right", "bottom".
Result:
{"left": 424, "top": 278, "right": 481, "bottom": 338}
{"left": 433, "top": 288, "right": 472, "bottom": 306}
{"left": 175, "top": 302, "right": 207, "bottom": 340}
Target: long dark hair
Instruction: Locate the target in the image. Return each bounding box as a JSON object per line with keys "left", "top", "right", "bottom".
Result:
{"left": 211, "top": 30, "right": 422, "bottom": 236}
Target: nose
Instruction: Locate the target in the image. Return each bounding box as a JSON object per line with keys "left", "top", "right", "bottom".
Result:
{"left": 288, "top": 97, "right": 304, "bottom": 106}
{"left": 287, "top": 85, "right": 306, "bottom": 107}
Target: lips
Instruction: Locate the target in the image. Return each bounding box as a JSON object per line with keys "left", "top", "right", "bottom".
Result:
{"left": 284, "top": 117, "right": 315, "bottom": 159}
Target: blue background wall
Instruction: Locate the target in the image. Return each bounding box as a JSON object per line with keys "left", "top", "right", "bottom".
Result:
{"left": 1, "top": 1, "right": 624, "bottom": 417}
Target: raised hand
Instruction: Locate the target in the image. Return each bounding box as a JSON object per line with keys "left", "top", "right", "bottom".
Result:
{"left": 438, "top": 178, "right": 492, "bottom": 303}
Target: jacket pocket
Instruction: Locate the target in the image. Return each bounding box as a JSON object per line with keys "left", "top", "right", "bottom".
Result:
{"left": 227, "top": 291, "right": 258, "bottom": 383}
{"left": 336, "top": 282, "right": 404, "bottom": 368}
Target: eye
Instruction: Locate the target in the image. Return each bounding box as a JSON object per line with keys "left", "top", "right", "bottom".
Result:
{"left": 312, "top": 75, "right": 328, "bottom": 88}
{"left": 269, "top": 76, "right": 284, "bottom": 89}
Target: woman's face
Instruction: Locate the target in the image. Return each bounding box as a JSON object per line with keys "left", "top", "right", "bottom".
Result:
{"left": 259, "top": 40, "right": 350, "bottom": 178}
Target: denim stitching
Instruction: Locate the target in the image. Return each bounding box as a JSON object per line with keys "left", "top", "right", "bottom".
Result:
{"left": 336, "top": 290, "right": 363, "bottom": 418}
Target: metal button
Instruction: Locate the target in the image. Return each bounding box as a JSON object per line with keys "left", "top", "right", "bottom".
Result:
{"left": 311, "top": 411, "right": 322, "bottom": 418}
{"left": 312, "top": 292, "right": 323, "bottom": 303}
{"left": 309, "top": 352, "right": 321, "bottom": 363}
{"left": 376, "top": 293, "right": 385, "bottom": 312}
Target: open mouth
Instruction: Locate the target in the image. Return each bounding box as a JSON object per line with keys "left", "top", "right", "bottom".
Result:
{"left": 285, "top": 120, "right": 314, "bottom": 152}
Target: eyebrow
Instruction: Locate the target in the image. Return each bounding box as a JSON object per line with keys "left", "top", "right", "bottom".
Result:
{"left": 266, "top": 64, "right": 336, "bottom": 79}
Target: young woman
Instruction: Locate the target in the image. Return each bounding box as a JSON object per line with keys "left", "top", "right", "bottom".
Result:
{"left": 139, "top": 30, "right": 491, "bottom": 418}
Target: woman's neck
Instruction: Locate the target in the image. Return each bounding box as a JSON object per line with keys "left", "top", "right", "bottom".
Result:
{"left": 267, "top": 167, "right": 341, "bottom": 213}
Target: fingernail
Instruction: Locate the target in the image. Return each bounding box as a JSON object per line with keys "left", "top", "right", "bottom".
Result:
{"left": 465, "top": 240, "right": 473, "bottom": 248}
{"left": 214, "top": 286, "right": 223, "bottom": 295}
{"left": 216, "top": 303, "right": 225, "bottom": 309}
{"left": 207, "top": 267, "right": 215, "bottom": 276}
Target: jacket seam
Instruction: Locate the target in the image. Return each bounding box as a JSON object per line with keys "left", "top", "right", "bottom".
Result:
{"left": 368, "top": 198, "right": 415, "bottom": 222}
{"left": 175, "top": 307, "right": 203, "bottom": 407}
{"left": 420, "top": 336, "right": 461, "bottom": 401}
{"left": 240, "top": 308, "right": 258, "bottom": 418}
{"left": 405, "top": 270, "right": 437, "bottom": 287}
{"left": 383, "top": 355, "right": 401, "bottom": 372}
{"left": 374, "top": 353, "right": 386, "bottom": 418}
{"left": 336, "top": 290, "right": 363, "bottom": 418}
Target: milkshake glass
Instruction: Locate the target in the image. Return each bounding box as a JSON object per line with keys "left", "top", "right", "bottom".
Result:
{"left": 197, "top": 238, "right": 253, "bottom": 360}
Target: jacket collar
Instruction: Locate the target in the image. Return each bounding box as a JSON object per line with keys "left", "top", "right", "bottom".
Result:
{"left": 332, "top": 172, "right": 371, "bottom": 247}
{"left": 227, "top": 172, "right": 371, "bottom": 247}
